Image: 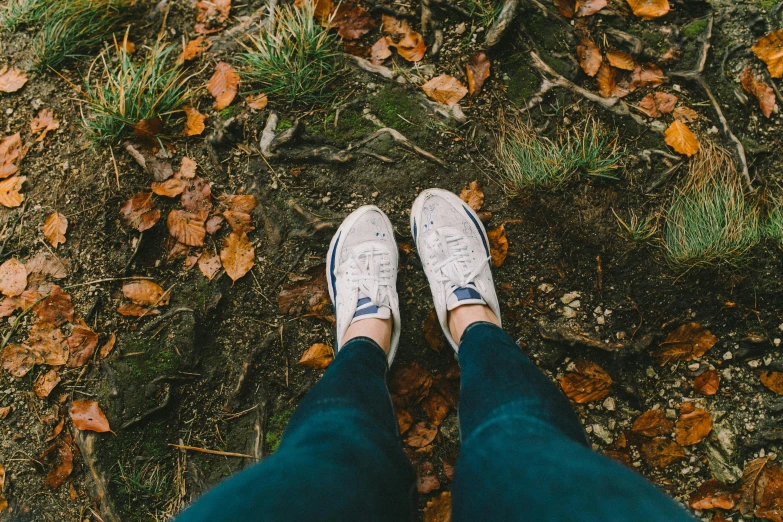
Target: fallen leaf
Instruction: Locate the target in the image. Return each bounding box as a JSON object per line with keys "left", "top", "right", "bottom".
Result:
{"left": 133, "top": 117, "right": 163, "bottom": 142}
{"left": 152, "top": 178, "right": 187, "bottom": 197}
{"left": 560, "top": 360, "right": 613, "bottom": 403}
{"left": 33, "top": 368, "right": 61, "bottom": 399}
{"left": 99, "top": 333, "right": 116, "bottom": 359}
{"left": 390, "top": 32, "right": 426, "bottom": 62}
{"left": 329, "top": 4, "right": 375, "bottom": 40}
{"left": 630, "top": 62, "right": 665, "bottom": 90}
{"left": 577, "top": 37, "right": 602, "bottom": 77}
{"left": 466, "top": 51, "right": 491, "bottom": 96}
{"left": 1, "top": 344, "right": 38, "bottom": 377}
{"left": 755, "top": 463, "right": 783, "bottom": 521}
{"left": 0, "top": 176, "right": 26, "bottom": 207}
{"left": 654, "top": 323, "right": 716, "bottom": 364}
{"left": 405, "top": 421, "right": 437, "bottom": 447}
{"left": 0, "top": 289, "right": 42, "bottom": 317}
{"left": 181, "top": 176, "right": 212, "bottom": 217}
{"left": 694, "top": 369, "right": 720, "bottom": 395}
{"left": 177, "top": 37, "right": 211, "bottom": 65}
{"left": 423, "top": 491, "right": 451, "bottom": 522}
{"left": 739, "top": 457, "right": 770, "bottom": 515}
{"left": 626, "top": 0, "right": 670, "bottom": 20}
{"left": 371, "top": 37, "right": 392, "bottom": 64}
{"left": 689, "top": 479, "right": 739, "bottom": 510}
{"left": 675, "top": 406, "right": 712, "bottom": 446}
{"left": 123, "top": 280, "right": 169, "bottom": 306}
{"left": 295, "top": 0, "right": 334, "bottom": 22}
{"left": 0, "top": 65, "right": 27, "bottom": 93}
{"left": 42, "top": 212, "right": 67, "bottom": 248}
{"left": 673, "top": 106, "right": 699, "bottom": 123}
{"left": 553, "top": 0, "right": 576, "bottom": 17}
{"left": 220, "top": 194, "right": 257, "bottom": 213}
{"left": 423, "top": 309, "right": 446, "bottom": 352}
{"left": 460, "top": 181, "right": 484, "bottom": 211}
{"left": 30, "top": 109, "right": 60, "bottom": 142}
{"left": 640, "top": 437, "right": 686, "bottom": 467}
{"left": 752, "top": 30, "right": 783, "bottom": 78}
{"left": 28, "top": 325, "right": 68, "bottom": 365}
{"left": 760, "top": 371, "right": 783, "bottom": 395}
{"left": 638, "top": 92, "right": 678, "bottom": 118}
{"left": 631, "top": 409, "right": 673, "bottom": 438}
{"left": 42, "top": 433, "right": 73, "bottom": 489}
{"left": 0, "top": 133, "right": 24, "bottom": 178}
{"left": 168, "top": 210, "right": 206, "bottom": 247}
{"left": 488, "top": 223, "right": 508, "bottom": 268}
{"left": 25, "top": 252, "right": 67, "bottom": 280}
{"left": 422, "top": 391, "right": 450, "bottom": 426}
{"left": 597, "top": 64, "right": 629, "bottom": 98}
{"left": 221, "top": 231, "right": 255, "bottom": 281}
{"left": 223, "top": 210, "right": 253, "bottom": 233}
{"left": 741, "top": 66, "right": 776, "bottom": 118}
{"left": 205, "top": 215, "right": 224, "bottom": 234}
{"left": 33, "top": 286, "right": 73, "bottom": 326}
{"left": 66, "top": 325, "right": 99, "bottom": 367}
{"left": 390, "top": 362, "right": 433, "bottom": 402}
{"left": 178, "top": 157, "right": 198, "bottom": 179}
{"left": 576, "top": 0, "right": 607, "bottom": 16}
{"left": 246, "top": 93, "right": 268, "bottom": 110}
{"left": 606, "top": 50, "right": 635, "bottom": 71}
{"left": 381, "top": 14, "right": 412, "bottom": 36}
{"left": 397, "top": 408, "right": 413, "bottom": 434}
{"left": 664, "top": 120, "right": 700, "bottom": 157}
{"left": 298, "top": 343, "right": 334, "bottom": 369}
{"left": 196, "top": 0, "right": 231, "bottom": 28}
{"left": 417, "top": 461, "right": 441, "bottom": 494}
{"left": 0, "top": 258, "right": 26, "bottom": 297}
{"left": 117, "top": 303, "right": 159, "bottom": 316}
{"left": 121, "top": 192, "right": 160, "bottom": 232}
{"left": 278, "top": 265, "right": 333, "bottom": 320}
{"left": 208, "top": 62, "right": 239, "bottom": 110}
{"left": 421, "top": 75, "right": 468, "bottom": 106}
{"left": 183, "top": 105, "right": 207, "bottom": 136}
{"left": 0, "top": 406, "right": 10, "bottom": 419}
{"left": 70, "top": 399, "right": 111, "bottom": 433}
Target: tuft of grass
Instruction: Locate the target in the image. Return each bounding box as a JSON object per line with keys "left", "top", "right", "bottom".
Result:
{"left": 460, "top": 0, "right": 499, "bottom": 27}
{"left": 664, "top": 144, "right": 760, "bottom": 266}
{"left": 495, "top": 119, "right": 623, "bottom": 193}
{"left": 763, "top": 198, "right": 783, "bottom": 244}
{"left": 80, "top": 38, "right": 190, "bottom": 144}
{"left": 612, "top": 209, "right": 659, "bottom": 242}
{"left": 1, "top": 0, "right": 45, "bottom": 31}
{"left": 238, "top": 3, "right": 342, "bottom": 106}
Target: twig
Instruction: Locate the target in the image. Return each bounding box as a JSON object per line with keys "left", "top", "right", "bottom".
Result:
{"left": 140, "top": 307, "right": 195, "bottom": 334}
{"left": 63, "top": 276, "right": 153, "bottom": 290}
{"left": 120, "top": 384, "right": 171, "bottom": 430}
{"left": 485, "top": 0, "right": 519, "bottom": 48}
{"left": 347, "top": 55, "right": 395, "bottom": 80}
{"left": 352, "top": 128, "right": 447, "bottom": 167}
{"left": 109, "top": 147, "right": 120, "bottom": 189}
{"left": 122, "top": 232, "right": 143, "bottom": 275}
{"left": 168, "top": 444, "right": 258, "bottom": 459}
{"left": 646, "top": 161, "right": 684, "bottom": 193}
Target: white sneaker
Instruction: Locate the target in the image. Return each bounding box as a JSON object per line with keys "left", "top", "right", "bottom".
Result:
{"left": 327, "top": 206, "right": 401, "bottom": 364}
{"left": 410, "top": 189, "right": 501, "bottom": 351}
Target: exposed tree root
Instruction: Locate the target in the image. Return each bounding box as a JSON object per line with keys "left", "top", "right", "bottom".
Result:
{"left": 120, "top": 383, "right": 171, "bottom": 430}
{"left": 225, "top": 331, "right": 278, "bottom": 410}
{"left": 485, "top": 0, "right": 519, "bottom": 48}
{"left": 538, "top": 318, "right": 653, "bottom": 355}
{"left": 72, "top": 429, "right": 121, "bottom": 522}
{"left": 604, "top": 27, "right": 643, "bottom": 55}
{"left": 352, "top": 128, "right": 447, "bottom": 167}
{"left": 243, "top": 399, "right": 268, "bottom": 466}
{"left": 347, "top": 55, "right": 396, "bottom": 80}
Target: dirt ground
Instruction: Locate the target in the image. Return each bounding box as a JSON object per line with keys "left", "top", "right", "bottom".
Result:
{"left": 2, "top": 0, "right": 783, "bottom": 520}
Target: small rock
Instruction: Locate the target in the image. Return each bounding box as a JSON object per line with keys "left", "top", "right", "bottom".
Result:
{"left": 596, "top": 316, "right": 605, "bottom": 325}
{"left": 749, "top": 359, "right": 760, "bottom": 368}
{"left": 603, "top": 397, "right": 616, "bottom": 411}
{"left": 666, "top": 409, "right": 677, "bottom": 420}
{"left": 371, "top": 191, "right": 379, "bottom": 198}
{"left": 723, "top": 351, "right": 733, "bottom": 360}
{"left": 604, "top": 309, "right": 613, "bottom": 316}
{"left": 538, "top": 283, "right": 554, "bottom": 294}
{"left": 746, "top": 423, "right": 756, "bottom": 432}
{"left": 455, "top": 22, "right": 466, "bottom": 34}
{"left": 560, "top": 291, "right": 581, "bottom": 305}
{"left": 688, "top": 363, "right": 700, "bottom": 371}
{"left": 568, "top": 300, "right": 581, "bottom": 309}
{"left": 616, "top": 331, "right": 626, "bottom": 340}
{"left": 646, "top": 367, "right": 657, "bottom": 378}
{"left": 591, "top": 424, "right": 613, "bottom": 445}
{"left": 775, "top": 338, "right": 781, "bottom": 347}
{"left": 562, "top": 307, "right": 577, "bottom": 319}
{"left": 779, "top": 323, "right": 783, "bottom": 332}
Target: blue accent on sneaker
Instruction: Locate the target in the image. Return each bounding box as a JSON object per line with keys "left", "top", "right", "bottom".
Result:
{"left": 413, "top": 218, "right": 418, "bottom": 242}
{"left": 353, "top": 305, "right": 379, "bottom": 318}
{"left": 357, "top": 297, "right": 372, "bottom": 307}
{"left": 454, "top": 287, "right": 482, "bottom": 301}
{"left": 329, "top": 231, "right": 341, "bottom": 298}
{"left": 463, "top": 206, "right": 489, "bottom": 257}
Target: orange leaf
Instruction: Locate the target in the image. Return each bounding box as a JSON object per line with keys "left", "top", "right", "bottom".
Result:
{"left": 295, "top": 0, "right": 334, "bottom": 22}
{"left": 30, "top": 109, "right": 60, "bottom": 142}
{"left": 752, "top": 30, "right": 783, "bottom": 79}
{"left": 597, "top": 64, "right": 629, "bottom": 98}
{"left": 33, "top": 368, "right": 61, "bottom": 399}
{"left": 553, "top": 0, "right": 606, "bottom": 17}
{"left": 466, "top": 51, "right": 491, "bottom": 96}
{"left": 487, "top": 223, "right": 508, "bottom": 268}
{"left": 198, "top": 250, "right": 222, "bottom": 280}
{"left": 560, "top": 360, "right": 613, "bottom": 403}
{"left": 1, "top": 343, "right": 38, "bottom": 377}
{"left": 28, "top": 324, "right": 68, "bottom": 365}
{"left": 133, "top": 117, "right": 162, "bottom": 142}
{"left": 653, "top": 322, "right": 716, "bottom": 364}
{"left": 381, "top": 14, "right": 412, "bottom": 35}
{"left": 421, "top": 75, "right": 467, "bottom": 106}
{"left": 99, "top": 332, "right": 117, "bottom": 359}
{"left": 167, "top": 210, "right": 206, "bottom": 247}
{"left": 0, "top": 133, "right": 24, "bottom": 178}
{"left": 577, "top": 37, "right": 602, "bottom": 77}
{"left": 755, "top": 463, "right": 783, "bottom": 521}
{"left": 0, "top": 65, "right": 27, "bottom": 93}
{"left": 637, "top": 91, "right": 677, "bottom": 118}
{"left": 371, "top": 37, "right": 392, "bottom": 64}
{"left": 329, "top": 4, "right": 375, "bottom": 40}
{"left": 220, "top": 194, "right": 257, "bottom": 213}
{"left": 674, "top": 406, "right": 712, "bottom": 446}
{"left": 0, "top": 176, "right": 26, "bottom": 207}
{"left": 208, "top": 62, "right": 239, "bottom": 110}
{"left": 121, "top": 192, "right": 160, "bottom": 232}
{"left": 741, "top": 66, "right": 776, "bottom": 118}
{"left": 42, "top": 433, "right": 73, "bottom": 489}
{"left": 664, "top": 120, "right": 700, "bottom": 157}
{"left": 422, "top": 391, "right": 450, "bottom": 426}
{"left": 630, "top": 62, "right": 665, "bottom": 90}
{"left": 223, "top": 210, "right": 253, "bottom": 233}
{"left": 70, "top": 399, "right": 111, "bottom": 433}
{"left": 694, "top": 369, "right": 719, "bottom": 395}
{"left": 673, "top": 106, "right": 699, "bottom": 122}
{"left": 0, "top": 258, "right": 26, "bottom": 297}
{"left": 183, "top": 105, "right": 206, "bottom": 136}
{"left": 391, "top": 32, "right": 426, "bottom": 62}
{"left": 404, "top": 421, "right": 437, "bottom": 447}
{"left": 689, "top": 479, "right": 739, "bottom": 510}
{"left": 220, "top": 231, "right": 255, "bottom": 281}
{"left": 122, "top": 280, "right": 169, "bottom": 306}
{"left": 423, "top": 491, "right": 451, "bottom": 522}
{"left": 606, "top": 50, "right": 635, "bottom": 71}
{"left": 33, "top": 285, "right": 74, "bottom": 326}
{"left": 117, "top": 303, "right": 159, "bottom": 317}
{"left": 177, "top": 37, "right": 211, "bottom": 64}
{"left": 181, "top": 175, "right": 212, "bottom": 216}
{"left": 626, "top": 0, "right": 670, "bottom": 20}
{"left": 760, "top": 371, "right": 783, "bottom": 395}
{"left": 277, "top": 265, "right": 332, "bottom": 320}
{"left": 631, "top": 409, "right": 673, "bottom": 438}
{"left": 152, "top": 178, "right": 187, "bottom": 197}
{"left": 397, "top": 408, "right": 413, "bottom": 434}
{"left": 43, "top": 212, "right": 67, "bottom": 247}
{"left": 459, "top": 180, "right": 484, "bottom": 211}
{"left": 640, "top": 437, "right": 685, "bottom": 467}
{"left": 178, "top": 157, "right": 198, "bottom": 179}
{"left": 390, "top": 362, "right": 433, "bottom": 401}
{"left": 246, "top": 93, "right": 268, "bottom": 110}
{"left": 298, "top": 343, "right": 334, "bottom": 369}
{"left": 66, "top": 325, "right": 99, "bottom": 367}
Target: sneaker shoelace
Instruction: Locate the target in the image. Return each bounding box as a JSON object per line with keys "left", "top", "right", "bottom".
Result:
{"left": 427, "top": 228, "right": 490, "bottom": 289}
{"left": 339, "top": 243, "right": 394, "bottom": 308}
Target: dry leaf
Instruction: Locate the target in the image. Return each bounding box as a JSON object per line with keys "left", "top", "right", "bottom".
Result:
{"left": 117, "top": 303, "right": 159, "bottom": 317}
{"left": 208, "top": 62, "right": 239, "bottom": 110}
{"left": 0, "top": 133, "right": 24, "bottom": 179}
{"left": 196, "top": 0, "right": 231, "bottom": 27}
{"left": 295, "top": 0, "right": 334, "bottom": 22}
{"left": 0, "top": 406, "right": 10, "bottom": 419}
{"left": 122, "top": 280, "right": 169, "bottom": 306}
{"left": 752, "top": 30, "right": 783, "bottom": 78}
{"left": 33, "top": 286, "right": 73, "bottom": 327}
{"left": 405, "top": 421, "right": 437, "bottom": 447}
{"left": 397, "top": 408, "right": 413, "bottom": 434}
{"left": 33, "top": 368, "right": 61, "bottom": 399}
{"left": 422, "top": 391, "right": 450, "bottom": 426}
{"left": 0, "top": 289, "right": 41, "bottom": 317}
{"left": 560, "top": 360, "right": 613, "bottom": 403}
{"left": 640, "top": 437, "right": 686, "bottom": 467}
{"left": 179, "top": 157, "right": 198, "bottom": 179}
{"left": 626, "top": 0, "right": 670, "bottom": 20}
{"left": 488, "top": 224, "right": 508, "bottom": 268}
{"left": 168, "top": 210, "right": 206, "bottom": 247}
{"left": 423, "top": 491, "right": 451, "bottom": 522}
{"left": 741, "top": 66, "right": 776, "bottom": 118}
{"left": 0, "top": 66, "right": 27, "bottom": 93}
{"left": 390, "top": 362, "right": 433, "bottom": 401}
{"left": 0, "top": 176, "right": 26, "bottom": 207}
{"left": 223, "top": 210, "right": 253, "bottom": 233}
{"left": 694, "top": 369, "right": 719, "bottom": 395}
{"left": 755, "top": 463, "right": 783, "bottom": 521}
{"left": 220, "top": 194, "right": 257, "bottom": 213}
{"left": 689, "top": 479, "right": 739, "bottom": 510}
{"left": 183, "top": 105, "right": 206, "bottom": 136}
{"left": 371, "top": 37, "right": 392, "bottom": 64}
{"left": 381, "top": 14, "right": 412, "bottom": 36}
{"left": 631, "top": 409, "right": 673, "bottom": 438}
{"left": 221, "top": 232, "right": 255, "bottom": 281}
{"left": 329, "top": 4, "right": 375, "bottom": 40}
{"left": 553, "top": 0, "right": 576, "bottom": 17}
{"left": 630, "top": 62, "right": 665, "bottom": 90}
{"left": 121, "top": 193, "right": 160, "bottom": 232}
{"left": 30, "top": 109, "right": 60, "bottom": 142}
{"left": 26, "top": 252, "right": 67, "bottom": 279}
{"left": 576, "top": 0, "right": 607, "bottom": 16}
{"left": 391, "top": 32, "right": 426, "bottom": 62}
{"left": 760, "top": 371, "right": 783, "bottom": 395}
{"left": 638, "top": 92, "right": 678, "bottom": 118}
{"left": 181, "top": 176, "right": 212, "bottom": 216}
{"left": 577, "top": 37, "right": 602, "bottom": 77}
{"left": 673, "top": 106, "right": 699, "bottom": 122}
{"left": 28, "top": 325, "right": 68, "bottom": 365}
{"left": 298, "top": 343, "right": 334, "bottom": 369}
{"left": 597, "top": 64, "right": 629, "bottom": 98}
{"left": 1, "top": 344, "right": 38, "bottom": 377}
{"left": 664, "top": 120, "right": 700, "bottom": 157}
{"left": 152, "top": 178, "right": 187, "bottom": 197}
{"left": 42, "top": 433, "right": 73, "bottom": 489}
{"left": 66, "top": 325, "right": 99, "bottom": 367}
{"left": 133, "top": 117, "right": 162, "bottom": 142}
{"left": 70, "top": 399, "right": 111, "bottom": 433}
{"left": 417, "top": 461, "right": 441, "bottom": 494}
{"left": 177, "top": 37, "right": 211, "bottom": 65}
{"left": 459, "top": 180, "right": 484, "bottom": 211}
{"left": 277, "top": 265, "right": 332, "bottom": 320}
{"left": 739, "top": 457, "right": 770, "bottom": 515}
{"left": 99, "top": 333, "right": 116, "bottom": 359}
{"left": 205, "top": 215, "right": 224, "bottom": 234}
{"left": 246, "top": 93, "right": 268, "bottom": 110}
{"left": 422, "top": 75, "right": 468, "bottom": 106}
{"left": 654, "top": 322, "right": 716, "bottom": 364}
{"left": 0, "top": 258, "right": 26, "bottom": 297}
{"left": 198, "top": 250, "right": 222, "bottom": 280}
{"left": 606, "top": 50, "right": 635, "bottom": 71}
{"left": 466, "top": 51, "right": 491, "bottom": 96}
{"left": 43, "top": 212, "right": 67, "bottom": 248}
{"left": 675, "top": 406, "right": 711, "bottom": 446}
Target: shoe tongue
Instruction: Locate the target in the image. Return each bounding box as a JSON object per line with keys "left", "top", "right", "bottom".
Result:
{"left": 351, "top": 296, "right": 391, "bottom": 324}
{"left": 446, "top": 283, "right": 487, "bottom": 311}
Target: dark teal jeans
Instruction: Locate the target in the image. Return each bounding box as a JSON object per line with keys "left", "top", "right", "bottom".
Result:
{"left": 177, "top": 323, "right": 693, "bottom": 521}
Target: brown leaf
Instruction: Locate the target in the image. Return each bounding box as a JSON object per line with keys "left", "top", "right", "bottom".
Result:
{"left": 121, "top": 192, "right": 160, "bottom": 232}
{"left": 631, "top": 409, "right": 673, "bottom": 438}
{"left": 381, "top": 14, "right": 412, "bottom": 35}
{"left": 178, "top": 157, "right": 198, "bottom": 179}
{"left": 196, "top": 0, "right": 231, "bottom": 26}
{"left": 597, "top": 64, "right": 629, "bottom": 98}
{"left": 421, "top": 75, "right": 468, "bottom": 106}
{"left": 637, "top": 92, "right": 678, "bottom": 118}
{"left": 329, "top": 4, "right": 375, "bottom": 40}
{"left": 181, "top": 176, "right": 212, "bottom": 217}
{"left": 28, "top": 325, "right": 68, "bottom": 365}
{"left": 422, "top": 391, "right": 450, "bottom": 426}
{"left": 405, "top": 421, "right": 437, "bottom": 447}
{"left": 576, "top": 0, "right": 607, "bottom": 16}
{"left": 654, "top": 323, "right": 717, "bottom": 365}
{"left": 0, "top": 133, "right": 24, "bottom": 178}
{"left": 295, "top": 0, "right": 334, "bottom": 22}
{"left": 371, "top": 37, "right": 392, "bottom": 64}
{"left": 675, "top": 406, "right": 712, "bottom": 446}
{"left": 390, "top": 362, "right": 433, "bottom": 402}
{"left": 70, "top": 399, "right": 111, "bottom": 433}
{"left": 0, "top": 289, "right": 41, "bottom": 317}
{"left": 117, "top": 303, "right": 159, "bottom": 317}
{"left": 0, "top": 176, "right": 26, "bottom": 207}
{"left": 741, "top": 66, "right": 776, "bottom": 118}
{"left": 223, "top": 210, "right": 253, "bottom": 233}
{"left": 183, "top": 105, "right": 206, "bottom": 136}
{"left": 123, "top": 280, "right": 169, "bottom": 306}
{"left": 99, "top": 332, "right": 116, "bottom": 359}
{"left": 391, "top": 32, "right": 426, "bottom": 62}
{"left": 553, "top": 0, "right": 576, "bottom": 17}
{"left": 664, "top": 120, "right": 700, "bottom": 157}
{"left": 689, "top": 479, "right": 739, "bottom": 510}
{"left": 423, "top": 308, "right": 446, "bottom": 352}
{"left": 466, "top": 51, "right": 491, "bottom": 96}
{"left": 26, "top": 252, "right": 67, "bottom": 280}
{"left": 221, "top": 231, "right": 255, "bottom": 281}
{"left": 397, "top": 408, "right": 413, "bottom": 434}
{"left": 0, "top": 66, "right": 28, "bottom": 93}
{"left": 755, "top": 463, "right": 783, "bottom": 521}
{"left": 151, "top": 178, "right": 187, "bottom": 197}
{"left": 739, "top": 457, "right": 770, "bottom": 515}
{"left": 205, "top": 215, "right": 224, "bottom": 234}
{"left": 33, "top": 368, "right": 61, "bottom": 399}
{"left": 246, "top": 93, "right": 268, "bottom": 110}
{"left": 752, "top": 30, "right": 783, "bottom": 79}
{"left": 606, "top": 50, "right": 635, "bottom": 71}
{"left": 417, "top": 461, "right": 441, "bottom": 494}
{"left": 33, "top": 286, "right": 73, "bottom": 327}
{"left": 198, "top": 250, "right": 222, "bottom": 281}
{"left": 630, "top": 62, "right": 665, "bottom": 90}
{"left": 560, "top": 360, "right": 613, "bottom": 403}
{"left": 423, "top": 491, "right": 451, "bottom": 522}
{"left": 0, "top": 406, "right": 10, "bottom": 419}
{"left": 459, "top": 180, "right": 484, "bottom": 211}
{"left": 0, "top": 258, "right": 26, "bottom": 297}
{"left": 167, "top": 210, "right": 206, "bottom": 247}
{"left": 577, "top": 37, "right": 602, "bottom": 77}
{"left": 640, "top": 437, "right": 686, "bottom": 467}
{"left": 1, "top": 344, "right": 38, "bottom": 377}
{"left": 133, "top": 117, "right": 163, "bottom": 142}
{"left": 626, "top": 0, "right": 670, "bottom": 20}
{"left": 66, "top": 325, "right": 99, "bottom": 367}
{"left": 42, "top": 212, "right": 67, "bottom": 248}
{"left": 277, "top": 265, "right": 332, "bottom": 320}
{"left": 488, "top": 223, "right": 508, "bottom": 268}
{"left": 298, "top": 343, "right": 334, "bottom": 369}
{"left": 694, "top": 369, "right": 720, "bottom": 395}
{"left": 760, "top": 371, "right": 783, "bottom": 395}
{"left": 30, "top": 109, "right": 60, "bottom": 142}
{"left": 220, "top": 194, "right": 258, "bottom": 213}
{"left": 177, "top": 37, "right": 211, "bottom": 65}
{"left": 43, "top": 433, "right": 73, "bottom": 489}
{"left": 673, "top": 106, "right": 699, "bottom": 123}
{"left": 208, "top": 62, "right": 239, "bottom": 110}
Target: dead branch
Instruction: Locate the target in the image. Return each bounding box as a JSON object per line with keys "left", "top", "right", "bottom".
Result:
{"left": 72, "top": 429, "right": 121, "bottom": 522}
{"left": 168, "top": 444, "right": 258, "bottom": 459}
{"left": 603, "top": 27, "right": 643, "bottom": 55}
{"left": 347, "top": 55, "right": 395, "bottom": 80}
{"left": 485, "top": 0, "right": 519, "bottom": 48}
{"left": 668, "top": 15, "right": 753, "bottom": 190}
{"left": 120, "top": 384, "right": 171, "bottom": 430}
{"left": 225, "top": 331, "right": 278, "bottom": 410}
{"left": 538, "top": 318, "right": 653, "bottom": 355}
{"left": 352, "top": 128, "right": 447, "bottom": 167}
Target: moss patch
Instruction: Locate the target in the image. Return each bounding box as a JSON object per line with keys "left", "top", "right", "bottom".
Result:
{"left": 266, "top": 406, "right": 294, "bottom": 453}
{"left": 505, "top": 62, "right": 540, "bottom": 104}
{"left": 682, "top": 19, "right": 708, "bottom": 39}
{"left": 368, "top": 85, "right": 430, "bottom": 139}
{"left": 313, "top": 108, "right": 375, "bottom": 147}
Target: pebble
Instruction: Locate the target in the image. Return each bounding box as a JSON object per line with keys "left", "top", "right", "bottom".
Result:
{"left": 596, "top": 316, "right": 605, "bottom": 325}
{"left": 774, "top": 338, "right": 781, "bottom": 347}
{"left": 538, "top": 283, "right": 554, "bottom": 294}
{"left": 592, "top": 424, "right": 613, "bottom": 444}
{"left": 603, "top": 397, "right": 616, "bottom": 411}
{"left": 723, "top": 351, "right": 733, "bottom": 360}
{"left": 616, "top": 331, "right": 626, "bottom": 340}
{"left": 748, "top": 360, "right": 760, "bottom": 368}
{"left": 646, "top": 367, "right": 657, "bottom": 378}
{"left": 688, "top": 363, "right": 700, "bottom": 371}
{"left": 666, "top": 409, "right": 677, "bottom": 420}
{"left": 568, "top": 300, "right": 581, "bottom": 309}
{"left": 371, "top": 192, "right": 379, "bottom": 198}
{"left": 322, "top": 196, "right": 330, "bottom": 203}
{"left": 455, "top": 22, "right": 466, "bottom": 34}
{"left": 594, "top": 306, "right": 603, "bottom": 315}
{"left": 779, "top": 323, "right": 783, "bottom": 331}
{"left": 560, "top": 291, "right": 581, "bottom": 305}
{"left": 5, "top": 108, "right": 12, "bottom": 115}
{"left": 604, "top": 309, "right": 612, "bottom": 316}
{"left": 562, "top": 307, "right": 577, "bottom": 319}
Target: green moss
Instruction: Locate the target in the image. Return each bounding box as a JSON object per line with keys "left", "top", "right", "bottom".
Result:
{"left": 527, "top": 13, "right": 564, "bottom": 51}
{"left": 219, "top": 105, "right": 241, "bottom": 119}
{"left": 368, "top": 85, "right": 428, "bottom": 137}
{"left": 125, "top": 338, "right": 179, "bottom": 380}
{"left": 505, "top": 60, "right": 541, "bottom": 104}
{"left": 277, "top": 118, "right": 293, "bottom": 131}
{"left": 314, "top": 108, "right": 375, "bottom": 147}
{"left": 266, "top": 406, "right": 294, "bottom": 453}
{"left": 758, "top": 0, "right": 777, "bottom": 10}
{"left": 682, "top": 19, "right": 708, "bottom": 39}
